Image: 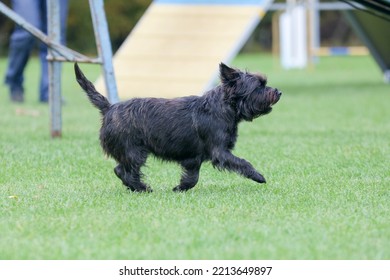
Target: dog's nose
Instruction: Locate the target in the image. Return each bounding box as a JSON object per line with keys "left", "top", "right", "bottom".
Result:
{"left": 275, "top": 89, "right": 282, "bottom": 97}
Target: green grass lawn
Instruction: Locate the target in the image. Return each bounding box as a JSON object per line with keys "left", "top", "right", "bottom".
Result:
{"left": 0, "top": 54, "right": 389, "bottom": 259}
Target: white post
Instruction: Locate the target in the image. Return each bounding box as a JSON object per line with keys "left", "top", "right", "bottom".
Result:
{"left": 280, "top": 0, "right": 308, "bottom": 69}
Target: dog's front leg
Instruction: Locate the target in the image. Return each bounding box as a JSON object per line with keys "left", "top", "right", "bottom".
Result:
{"left": 211, "top": 149, "right": 266, "bottom": 184}
{"left": 173, "top": 158, "right": 202, "bottom": 192}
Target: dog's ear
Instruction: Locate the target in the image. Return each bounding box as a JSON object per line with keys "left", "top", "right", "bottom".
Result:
{"left": 219, "top": 63, "right": 240, "bottom": 85}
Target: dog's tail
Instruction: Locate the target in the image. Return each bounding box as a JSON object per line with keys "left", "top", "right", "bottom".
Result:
{"left": 74, "top": 63, "right": 111, "bottom": 115}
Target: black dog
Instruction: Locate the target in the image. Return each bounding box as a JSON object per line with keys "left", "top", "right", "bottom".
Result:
{"left": 74, "top": 63, "right": 281, "bottom": 192}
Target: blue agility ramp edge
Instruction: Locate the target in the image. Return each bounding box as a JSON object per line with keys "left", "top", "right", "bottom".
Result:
{"left": 155, "top": 0, "right": 267, "bottom": 5}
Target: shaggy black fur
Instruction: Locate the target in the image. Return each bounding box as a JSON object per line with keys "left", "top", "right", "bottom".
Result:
{"left": 74, "top": 62, "right": 281, "bottom": 192}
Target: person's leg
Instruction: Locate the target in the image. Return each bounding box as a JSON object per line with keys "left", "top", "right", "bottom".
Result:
{"left": 4, "top": 0, "right": 41, "bottom": 102}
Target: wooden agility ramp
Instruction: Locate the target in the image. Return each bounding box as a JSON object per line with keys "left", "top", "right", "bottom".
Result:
{"left": 97, "top": 0, "right": 273, "bottom": 99}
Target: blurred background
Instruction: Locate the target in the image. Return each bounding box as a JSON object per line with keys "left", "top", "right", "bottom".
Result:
{"left": 0, "top": 0, "right": 366, "bottom": 56}
{"left": 0, "top": 0, "right": 389, "bottom": 260}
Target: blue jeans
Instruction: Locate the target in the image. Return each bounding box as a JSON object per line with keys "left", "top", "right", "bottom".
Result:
{"left": 4, "top": 0, "right": 68, "bottom": 102}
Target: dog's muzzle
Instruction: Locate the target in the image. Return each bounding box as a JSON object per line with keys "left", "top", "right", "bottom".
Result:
{"left": 271, "top": 88, "right": 282, "bottom": 105}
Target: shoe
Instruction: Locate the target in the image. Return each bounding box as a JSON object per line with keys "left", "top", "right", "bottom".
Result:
{"left": 10, "top": 87, "right": 24, "bottom": 103}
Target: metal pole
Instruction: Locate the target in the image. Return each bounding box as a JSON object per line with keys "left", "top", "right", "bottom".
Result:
{"left": 0, "top": 2, "right": 98, "bottom": 63}
{"left": 89, "top": 0, "right": 119, "bottom": 103}
{"left": 0, "top": 0, "right": 118, "bottom": 137}
{"left": 47, "top": 0, "right": 62, "bottom": 138}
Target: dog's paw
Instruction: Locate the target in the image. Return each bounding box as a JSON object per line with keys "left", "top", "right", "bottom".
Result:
{"left": 172, "top": 185, "right": 190, "bottom": 192}
{"left": 133, "top": 188, "right": 153, "bottom": 193}
{"left": 131, "top": 183, "right": 153, "bottom": 193}
{"left": 253, "top": 173, "right": 266, "bottom": 184}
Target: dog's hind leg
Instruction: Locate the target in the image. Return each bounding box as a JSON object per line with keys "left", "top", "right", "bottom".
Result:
{"left": 114, "top": 164, "right": 136, "bottom": 191}
{"left": 173, "top": 158, "right": 201, "bottom": 192}
{"left": 114, "top": 155, "right": 152, "bottom": 193}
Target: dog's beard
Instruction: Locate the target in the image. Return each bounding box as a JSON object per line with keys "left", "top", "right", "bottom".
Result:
{"left": 236, "top": 91, "right": 275, "bottom": 121}
{"left": 268, "top": 90, "right": 281, "bottom": 106}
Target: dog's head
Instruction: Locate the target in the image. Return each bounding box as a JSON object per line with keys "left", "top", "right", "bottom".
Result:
{"left": 219, "top": 63, "right": 281, "bottom": 121}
